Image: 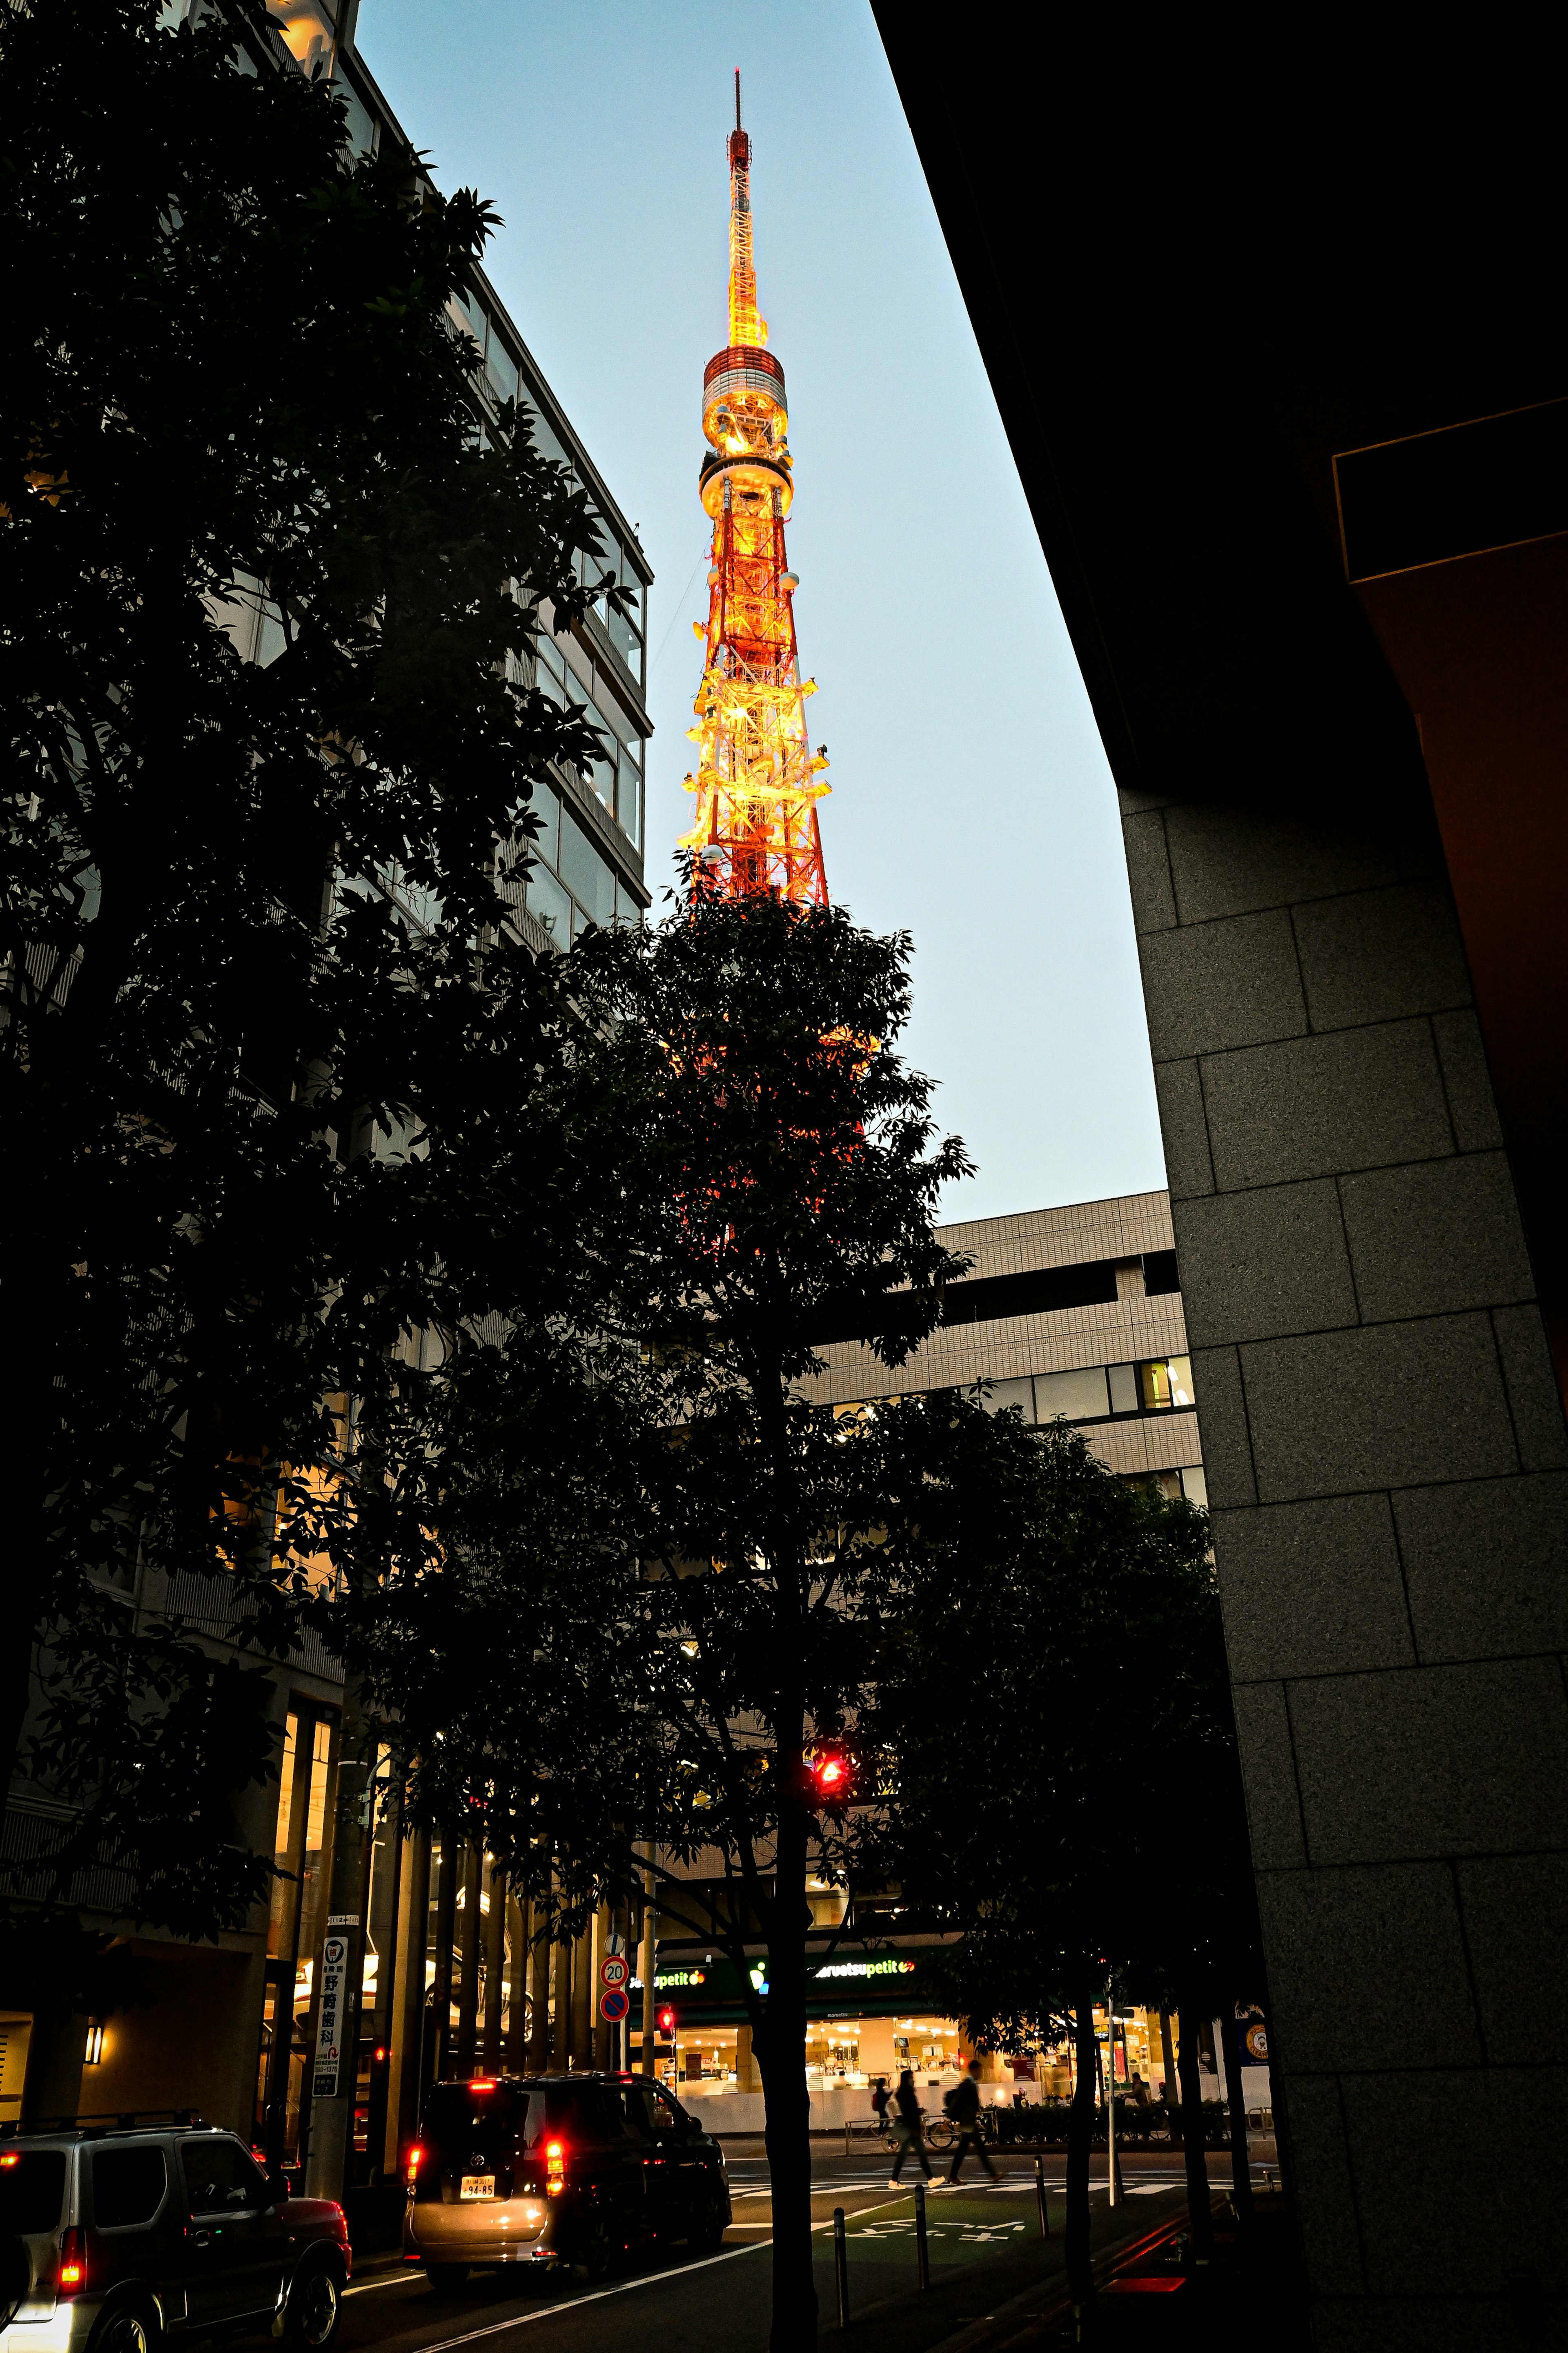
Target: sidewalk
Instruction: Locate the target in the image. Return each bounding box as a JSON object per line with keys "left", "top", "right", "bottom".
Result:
{"left": 895, "top": 2189, "right": 1310, "bottom": 2353}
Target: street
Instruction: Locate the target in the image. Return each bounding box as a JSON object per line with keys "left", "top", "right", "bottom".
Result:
{"left": 327, "top": 2144, "right": 1243, "bottom": 2353}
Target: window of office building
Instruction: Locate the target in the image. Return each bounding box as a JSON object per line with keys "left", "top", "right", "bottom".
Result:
{"left": 1140, "top": 1355, "right": 1194, "bottom": 1410}
{"left": 524, "top": 784, "right": 639, "bottom": 948}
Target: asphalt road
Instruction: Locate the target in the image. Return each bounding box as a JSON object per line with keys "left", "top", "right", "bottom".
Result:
{"left": 326, "top": 2147, "right": 1239, "bottom": 2353}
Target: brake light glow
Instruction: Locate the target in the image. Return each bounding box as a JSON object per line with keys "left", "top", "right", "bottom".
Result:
{"left": 0, "top": 2154, "right": 18, "bottom": 2168}
{"left": 470, "top": 2079, "right": 497, "bottom": 2090}
{"left": 58, "top": 2227, "right": 87, "bottom": 2293}
{"left": 546, "top": 2140, "right": 565, "bottom": 2197}
{"left": 405, "top": 2144, "right": 424, "bottom": 2185}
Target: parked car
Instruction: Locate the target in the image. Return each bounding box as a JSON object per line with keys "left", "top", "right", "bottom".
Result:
{"left": 0, "top": 2114, "right": 350, "bottom": 2353}
{"left": 403, "top": 2073, "right": 731, "bottom": 2287}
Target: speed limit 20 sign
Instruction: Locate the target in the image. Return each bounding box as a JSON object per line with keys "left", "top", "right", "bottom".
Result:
{"left": 599, "top": 1954, "right": 630, "bottom": 1990}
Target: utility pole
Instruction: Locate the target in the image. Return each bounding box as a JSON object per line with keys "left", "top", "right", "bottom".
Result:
{"left": 638, "top": 1844, "right": 658, "bottom": 2077}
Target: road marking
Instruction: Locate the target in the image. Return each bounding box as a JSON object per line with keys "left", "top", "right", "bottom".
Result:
{"left": 414, "top": 2243, "right": 768, "bottom": 2350}
{"left": 410, "top": 2200, "right": 891, "bottom": 2353}
{"left": 345, "top": 2272, "right": 425, "bottom": 2297}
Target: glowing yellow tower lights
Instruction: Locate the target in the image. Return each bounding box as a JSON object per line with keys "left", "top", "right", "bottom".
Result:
{"left": 679, "top": 74, "right": 830, "bottom": 905}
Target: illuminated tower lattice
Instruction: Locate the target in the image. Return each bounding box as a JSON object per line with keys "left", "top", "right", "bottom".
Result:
{"left": 679, "top": 77, "right": 830, "bottom": 904}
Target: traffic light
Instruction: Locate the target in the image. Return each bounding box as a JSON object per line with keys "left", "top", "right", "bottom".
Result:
{"left": 657, "top": 2006, "right": 676, "bottom": 2036}
{"left": 810, "top": 1749, "right": 853, "bottom": 1799}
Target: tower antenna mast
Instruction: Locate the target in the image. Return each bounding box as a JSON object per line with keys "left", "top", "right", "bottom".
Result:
{"left": 678, "top": 85, "right": 829, "bottom": 905}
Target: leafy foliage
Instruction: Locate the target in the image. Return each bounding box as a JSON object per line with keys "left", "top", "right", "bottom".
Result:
{"left": 0, "top": 0, "right": 616, "bottom": 1931}
{"left": 348, "top": 891, "right": 995, "bottom": 2344}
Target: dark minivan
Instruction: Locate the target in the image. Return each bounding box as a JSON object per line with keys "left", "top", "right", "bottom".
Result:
{"left": 403, "top": 2074, "right": 730, "bottom": 2286}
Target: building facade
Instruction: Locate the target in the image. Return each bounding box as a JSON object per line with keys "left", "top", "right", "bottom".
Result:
{"left": 872, "top": 16, "right": 1568, "bottom": 2340}
{"left": 2, "top": 0, "right": 650, "bottom": 2174}
{"left": 642, "top": 1191, "right": 1215, "bottom": 2130}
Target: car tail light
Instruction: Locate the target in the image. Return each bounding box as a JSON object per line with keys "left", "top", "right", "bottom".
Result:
{"left": 58, "top": 2227, "right": 87, "bottom": 2294}
{"left": 405, "top": 2143, "right": 424, "bottom": 2186}
{"left": 546, "top": 2141, "right": 565, "bottom": 2197}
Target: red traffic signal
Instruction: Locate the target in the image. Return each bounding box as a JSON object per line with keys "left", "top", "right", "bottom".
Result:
{"left": 657, "top": 2006, "right": 676, "bottom": 2034}
{"left": 810, "top": 1750, "right": 853, "bottom": 1797}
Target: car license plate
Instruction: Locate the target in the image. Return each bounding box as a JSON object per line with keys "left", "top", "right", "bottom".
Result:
{"left": 460, "top": 2175, "right": 496, "bottom": 2201}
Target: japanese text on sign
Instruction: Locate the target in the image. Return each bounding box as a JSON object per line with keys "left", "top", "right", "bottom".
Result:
{"left": 312, "top": 1931, "right": 353, "bottom": 2097}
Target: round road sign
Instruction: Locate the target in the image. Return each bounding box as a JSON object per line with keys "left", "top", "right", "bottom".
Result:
{"left": 599, "top": 1987, "right": 630, "bottom": 2023}
{"left": 599, "top": 1954, "right": 630, "bottom": 1990}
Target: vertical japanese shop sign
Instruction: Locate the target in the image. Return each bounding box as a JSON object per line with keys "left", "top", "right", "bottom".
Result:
{"left": 312, "top": 1926, "right": 354, "bottom": 2097}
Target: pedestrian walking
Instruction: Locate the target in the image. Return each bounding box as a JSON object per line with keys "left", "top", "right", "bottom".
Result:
{"left": 888, "top": 2067, "right": 933, "bottom": 2186}
{"left": 871, "top": 2076, "right": 891, "bottom": 2145}
{"left": 946, "top": 2059, "right": 999, "bottom": 2183}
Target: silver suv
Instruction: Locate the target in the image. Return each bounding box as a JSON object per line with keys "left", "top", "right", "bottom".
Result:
{"left": 0, "top": 2118, "right": 350, "bottom": 2353}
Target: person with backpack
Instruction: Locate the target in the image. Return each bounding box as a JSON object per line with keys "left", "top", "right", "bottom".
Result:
{"left": 887, "top": 2067, "right": 933, "bottom": 2186}
{"left": 870, "top": 2076, "right": 891, "bottom": 2142}
{"left": 944, "top": 2058, "right": 999, "bottom": 2183}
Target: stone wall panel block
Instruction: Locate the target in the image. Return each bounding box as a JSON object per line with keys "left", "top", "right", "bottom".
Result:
{"left": 1339, "top": 1153, "right": 1535, "bottom": 1323}
{"left": 1289, "top": 1658, "right": 1568, "bottom": 1863}
{"left": 1393, "top": 1471, "right": 1568, "bottom": 1661}
{"left": 1201, "top": 1023, "right": 1454, "bottom": 1193}
{"left": 1257, "top": 1863, "right": 1481, "bottom": 2071}
{"left": 1138, "top": 909, "right": 1307, "bottom": 1061}
{"left": 1294, "top": 880, "right": 1473, "bottom": 1031}
{"left": 1212, "top": 1494, "right": 1413, "bottom": 1679}
{"left": 1240, "top": 1317, "right": 1518, "bottom": 1499}
{"left": 1177, "top": 1180, "right": 1359, "bottom": 1345}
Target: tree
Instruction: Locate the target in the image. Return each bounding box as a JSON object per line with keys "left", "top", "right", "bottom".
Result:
{"left": 347, "top": 890, "right": 1033, "bottom": 2353}
{"left": 1, "top": 0, "right": 615, "bottom": 1934}
{"left": 876, "top": 1425, "right": 1254, "bottom": 2326}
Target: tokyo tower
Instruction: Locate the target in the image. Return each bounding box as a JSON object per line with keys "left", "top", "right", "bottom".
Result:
{"left": 679, "top": 76, "right": 830, "bottom": 904}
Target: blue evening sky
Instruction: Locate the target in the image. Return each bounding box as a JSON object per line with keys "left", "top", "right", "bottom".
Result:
{"left": 356, "top": 0, "right": 1165, "bottom": 1221}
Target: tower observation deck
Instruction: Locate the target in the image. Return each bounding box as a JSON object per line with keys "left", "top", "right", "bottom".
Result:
{"left": 679, "top": 76, "right": 830, "bottom": 904}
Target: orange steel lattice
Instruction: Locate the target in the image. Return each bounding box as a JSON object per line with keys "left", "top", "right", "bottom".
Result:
{"left": 679, "top": 75, "right": 830, "bottom": 906}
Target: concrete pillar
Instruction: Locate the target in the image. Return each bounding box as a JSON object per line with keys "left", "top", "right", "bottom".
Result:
{"left": 570, "top": 1918, "right": 592, "bottom": 2066}
{"left": 429, "top": 1831, "right": 457, "bottom": 2085}
{"left": 385, "top": 1827, "right": 429, "bottom": 2175}
{"left": 1123, "top": 784, "right": 1568, "bottom": 2328}
{"left": 481, "top": 1861, "right": 506, "bottom": 2074}
{"left": 454, "top": 1845, "right": 481, "bottom": 2078}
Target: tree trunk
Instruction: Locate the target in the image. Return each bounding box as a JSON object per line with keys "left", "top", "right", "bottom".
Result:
{"left": 759, "top": 1804, "right": 817, "bottom": 2353}
{"left": 1158, "top": 2007, "right": 1178, "bottom": 2107}
{"left": 1175, "top": 1992, "right": 1213, "bottom": 2259}
{"left": 1065, "top": 1980, "right": 1099, "bottom": 2331}
{"left": 1218, "top": 2006, "right": 1254, "bottom": 2226}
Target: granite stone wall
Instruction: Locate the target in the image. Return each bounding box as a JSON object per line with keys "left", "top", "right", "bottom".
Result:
{"left": 1123, "top": 787, "right": 1568, "bottom": 2348}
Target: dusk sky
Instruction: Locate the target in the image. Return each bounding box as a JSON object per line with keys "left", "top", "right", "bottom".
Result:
{"left": 357, "top": 0, "right": 1165, "bottom": 1222}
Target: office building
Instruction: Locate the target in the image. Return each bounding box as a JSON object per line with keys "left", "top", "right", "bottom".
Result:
{"left": 2, "top": 0, "right": 650, "bottom": 2172}
{"left": 873, "top": 16, "right": 1568, "bottom": 2337}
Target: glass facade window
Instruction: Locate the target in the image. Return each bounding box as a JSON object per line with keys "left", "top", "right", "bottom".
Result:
{"left": 617, "top": 747, "right": 643, "bottom": 849}
{"left": 456, "top": 287, "right": 486, "bottom": 357}
{"left": 1107, "top": 1362, "right": 1140, "bottom": 1415}
{"left": 534, "top": 634, "right": 567, "bottom": 706}
{"left": 526, "top": 862, "right": 571, "bottom": 949}
{"left": 1139, "top": 1355, "right": 1194, "bottom": 1410}
{"left": 559, "top": 804, "right": 616, "bottom": 929}
{"left": 580, "top": 694, "right": 618, "bottom": 813}
{"left": 604, "top": 599, "right": 644, "bottom": 682}
{"left": 1033, "top": 1365, "right": 1111, "bottom": 1423}
{"left": 486, "top": 339, "right": 519, "bottom": 406}
{"left": 980, "top": 1375, "right": 1033, "bottom": 1418}
{"left": 336, "top": 72, "right": 376, "bottom": 158}
{"left": 528, "top": 783, "right": 560, "bottom": 872}
{"left": 527, "top": 408, "right": 570, "bottom": 470}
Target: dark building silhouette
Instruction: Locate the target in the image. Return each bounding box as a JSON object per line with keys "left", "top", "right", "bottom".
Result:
{"left": 873, "top": 18, "right": 1568, "bottom": 2341}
